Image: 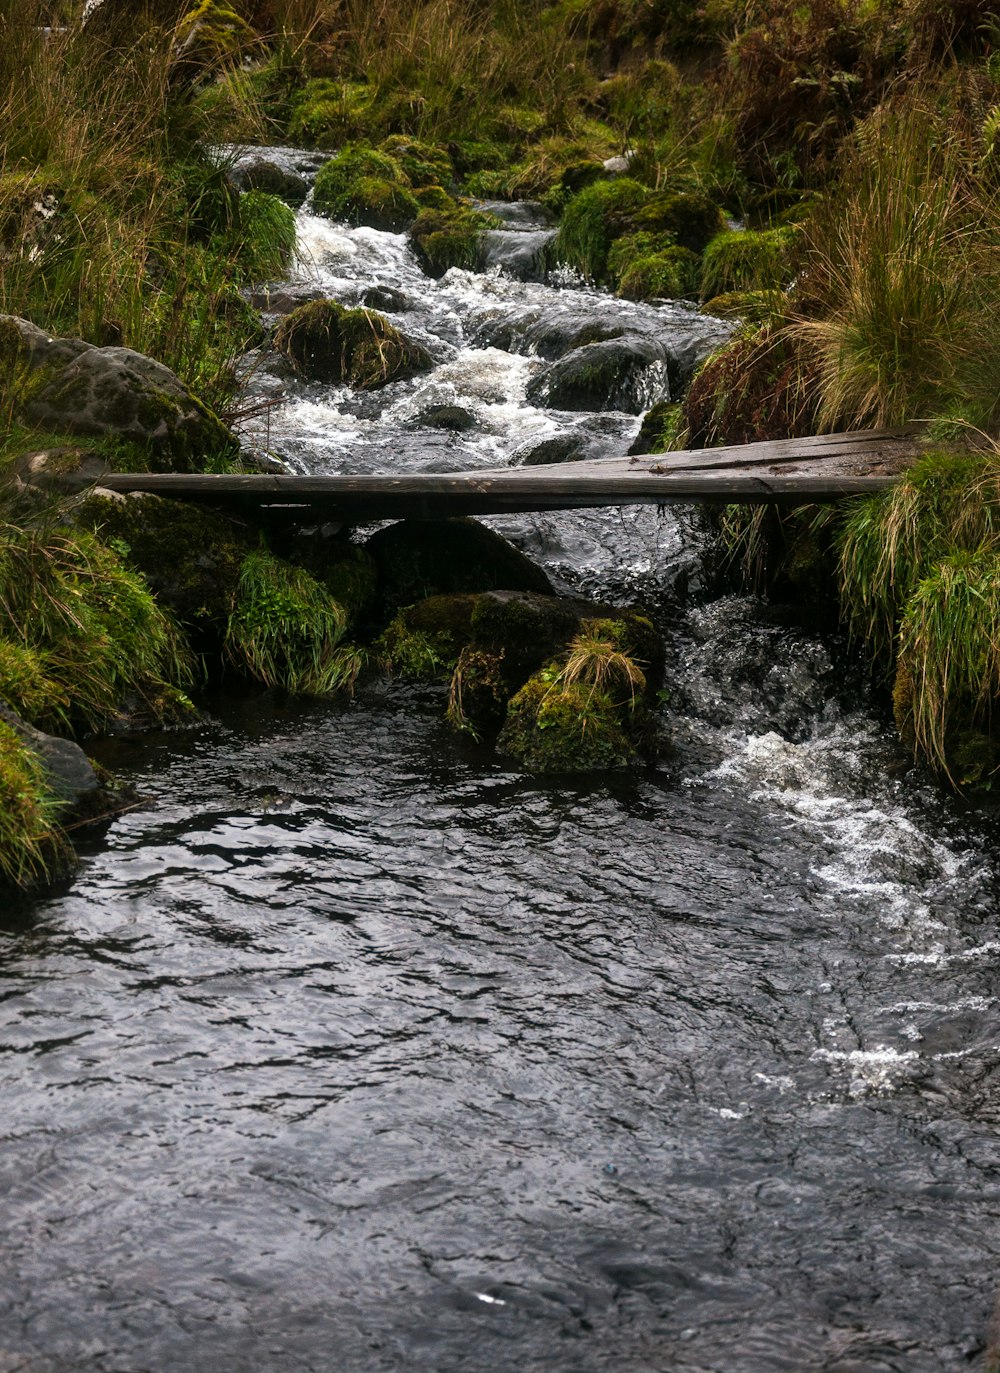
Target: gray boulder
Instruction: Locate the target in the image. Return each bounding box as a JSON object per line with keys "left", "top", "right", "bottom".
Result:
{"left": 0, "top": 700, "right": 100, "bottom": 811}
{"left": 525, "top": 334, "right": 671, "bottom": 413}
{"left": 0, "top": 315, "right": 238, "bottom": 471}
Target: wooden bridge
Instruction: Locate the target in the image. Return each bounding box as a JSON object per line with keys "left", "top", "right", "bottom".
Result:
{"left": 66, "top": 428, "right": 923, "bottom": 521}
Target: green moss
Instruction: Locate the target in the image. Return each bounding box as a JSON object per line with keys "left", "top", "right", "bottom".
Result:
{"left": 630, "top": 400, "right": 685, "bottom": 454}
{"left": 555, "top": 177, "right": 649, "bottom": 282}
{"left": 287, "top": 79, "right": 376, "bottom": 148}
{"left": 700, "top": 226, "right": 799, "bottom": 299}
{"left": 224, "top": 548, "right": 354, "bottom": 697}
{"left": 609, "top": 234, "right": 700, "bottom": 299}
{"left": 700, "top": 289, "right": 787, "bottom": 323}
{"left": 634, "top": 190, "right": 726, "bottom": 255}
{"left": 408, "top": 204, "right": 500, "bottom": 277}
{"left": 174, "top": 0, "right": 254, "bottom": 71}
{"left": 272, "top": 299, "right": 432, "bottom": 389}
{"left": 0, "top": 719, "right": 67, "bottom": 888}
{"left": 379, "top": 137, "right": 454, "bottom": 190}
{"left": 497, "top": 672, "right": 638, "bottom": 773}
{"left": 375, "top": 593, "right": 478, "bottom": 680}
{"left": 313, "top": 147, "right": 419, "bottom": 232}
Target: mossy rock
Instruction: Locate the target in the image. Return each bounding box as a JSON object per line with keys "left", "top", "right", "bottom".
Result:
{"left": 379, "top": 137, "right": 454, "bottom": 190}
{"left": 313, "top": 146, "right": 419, "bottom": 232}
{"left": 446, "top": 590, "right": 664, "bottom": 741}
{"left": 609, "top": 237, "right": 701, "bottom": 300}
{"left": 376, "top": 593, "right": 479, "bottom": 680}
{"left": 629, "top": 400, "right": 685, "bottom": 455}
{"left": 555, "top": 177, "right": 649, "bottom": 282}
{"left": 287, "top": 79, "right": 376, "bottom": 149}
{"left": 2, "top": 316, "right": 239, "bottom": 472}
{"left": 408, "top": 205, "right": 500, "bottom": 278}
{"left": 496, "top": 674, "right": 641, "bottom": 774}
{"left": 700, "top": 226, "right": 799, "bottom": 299}
{"left": 700, "top": 290, "right": 787, "bottom": 323}
{"left": 525, "top": 334, "right": 670, "bottom": 413}
{"left": 77, "top": 491, "right": 252, "bottom": 651}
{"left": 232, "top": 159, "right": 309, "bottom": 207}
{"left": 172, "top": 1, "right": 254, "bottom": 81}
{"left": 634, "top": 190, "right": 726, "bottom": 256}
{"left": 364, "top": 519, "right": 553, "bottom": 623}
{"left": 272, "top": 299, "right": 432, "bottom": 389}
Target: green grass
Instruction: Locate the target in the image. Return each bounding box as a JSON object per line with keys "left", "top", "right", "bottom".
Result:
{"left": 225, "top": 548, "right": 354, "bottom": 696}
{"left": 0, "top": 517, "right": 195, "bottom": 733}
{"left": 0, "top": 719, "right": 67, "bottom": 888}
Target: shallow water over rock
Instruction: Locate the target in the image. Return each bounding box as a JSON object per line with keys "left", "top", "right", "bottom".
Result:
{"left": 3, "top": 155, "right": 1000, "bottom": 1372}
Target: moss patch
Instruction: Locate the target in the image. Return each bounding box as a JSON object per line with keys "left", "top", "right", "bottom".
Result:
{"left": 272, "top": 299, "right": 432, "bottom": 389}
{"left": 313, "top": 146, "right": 420, "bottom": 232}
{"left": 408, "top": 205, "right": 500, "bottom": 278}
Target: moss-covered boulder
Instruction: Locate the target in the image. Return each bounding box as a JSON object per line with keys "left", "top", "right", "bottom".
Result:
{"left": 408, "top": 205, "right": 500, "bottom": 278}
{"left": 608, "top": 235, "right": 700, "bottom": 300}
{"left": 699, "top": 226, "right": 799, "bottom": 299}
{"left": 313, "top": 146, "right": 419, "bottom": 232}
{"left": 365, "top": 519, "right": 553, "bottom": 622}
{"left": 494, "top": 616, "right": 659, "bottom": 773}
{"left": 272, "top": 299, "right": 432, "bottom": 388}
{"left": 232, "top": 158, "right": 309, "bottom": 207}
{"left": 376, "top": 593, "right": 479, "bottom": 680}
{"left": 1, "top": 315, "right": 238, "bottom": 471}
{"left": 379, "top": 137, "right": 454, "bottom": 190}
{"left": 444, "top": 590, "right": 664, "bottom": 742}
{"left": 77, "top": 490, "right": 252, "bottom": 650}
{"left": 634, "top": 190, "right": 726, "bottom": 256}
{"left": 555, "top": 177, "right": 650, "bottom": 281}
{"left": 171, "top": 1, "right": 255, "bottom": 79}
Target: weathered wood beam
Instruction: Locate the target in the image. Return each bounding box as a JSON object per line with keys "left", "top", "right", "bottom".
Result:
{"left": 53, "top": 427, "right": 928, "bottom": 519}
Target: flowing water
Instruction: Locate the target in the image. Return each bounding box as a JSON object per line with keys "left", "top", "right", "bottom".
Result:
{"left": 3, "top": 150, "right": 1000, "bottom": 1372}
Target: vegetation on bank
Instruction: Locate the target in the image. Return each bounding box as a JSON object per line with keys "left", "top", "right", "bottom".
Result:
{"left": 5, "top": 0, "right": 1000, "bottom": 882}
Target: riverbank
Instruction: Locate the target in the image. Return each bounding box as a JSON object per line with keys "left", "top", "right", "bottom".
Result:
{"left": 4, "top": 0, "right": 1000, "bottom": 888}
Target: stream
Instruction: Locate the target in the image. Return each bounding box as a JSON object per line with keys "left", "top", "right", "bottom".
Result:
{"left": 2, "top": 148, "right": 1000, "bottom": 1372}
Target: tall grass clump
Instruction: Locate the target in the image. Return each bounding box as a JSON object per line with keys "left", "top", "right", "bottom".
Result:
{"left": 837, "top": 449, "right": 1000, "bottom": 666}
{"left": 896, "top": 549, "right": 1000, "bottom": 781}
{"left": 225, "top": 548, "right": 358, "bottom": 696}
{"left": 0, "top": 1, "right": 269, "bottom": 400}
{"left": 0, "top": 518, "right": 195, "bottom": 733}
{"left": 0, "top": 719, "right": 67, "bottom": 887}
{"left": 791, "top": 99, "right": 1000, "bottom": 432}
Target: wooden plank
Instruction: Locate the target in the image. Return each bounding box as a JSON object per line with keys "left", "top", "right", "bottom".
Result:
{"left": 55, "top": 427, "right": 924, "bottom": 519}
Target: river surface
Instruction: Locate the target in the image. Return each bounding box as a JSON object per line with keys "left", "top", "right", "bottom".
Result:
{"left": 3, "top": 150, "right": 1000, "bottom": 1372}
